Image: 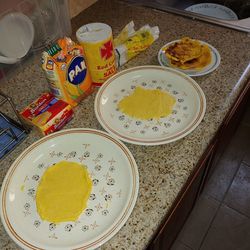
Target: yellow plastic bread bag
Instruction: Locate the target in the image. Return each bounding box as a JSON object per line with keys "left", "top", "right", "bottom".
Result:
{"left": 114, "top": 22, "right": 160, "bottom": 67}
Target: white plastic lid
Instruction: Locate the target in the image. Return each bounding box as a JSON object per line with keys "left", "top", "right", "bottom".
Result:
{"left": 0, "top": 12, "right": 34, "bottom": 64}
{"left": 76, "top": 23, "right": 112, "bottom": 43}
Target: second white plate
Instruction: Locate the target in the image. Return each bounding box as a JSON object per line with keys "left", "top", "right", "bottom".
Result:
{"left": 158, "top": 39, "right": 221, "bottom": 77}
{"left": 0, "top": 128, "right": 139, "bottom": 250}
{"left": 95, "top": 66, "right": 206, "bottom": 145}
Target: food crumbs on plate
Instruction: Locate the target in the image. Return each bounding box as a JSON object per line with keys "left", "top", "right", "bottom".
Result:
{"left": 118, "top": 86, "right": 176, "bottom": 120}
{"left": 36, "top": 161, "right": 92, "bottom": 223}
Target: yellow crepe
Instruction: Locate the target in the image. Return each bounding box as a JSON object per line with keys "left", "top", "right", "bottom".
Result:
{"left": 118, "top": 86, "right": 176, "bottom": 120}
{"left": 36, "top": 161, "right": 92, "bottom": 223}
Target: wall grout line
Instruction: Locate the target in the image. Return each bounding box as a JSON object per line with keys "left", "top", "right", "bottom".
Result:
{"left": 242, "top": 161, "right": 250, "bottom": 168}
{"left": 173, "top": 116, "right": 250, "bottom": 250}
{"left": 198, "top": 128, "right": 247, "bottom": 249}
{"left": 220, "top": 161, "right": 242, "bottom": 203}
{"left": 179, "top": 240, "right": 194, "bottom": 250}
{"left": 240, "top": 121, "right": 250, "bottom": 127}
{"left": 221, "top": 203, "right": 250, "bottom": 220}
{"left": 197, "top": 198, "right": 222, "bottom": 250}
{"left": 198, "top": 159, "right": 242, "bottom": 249}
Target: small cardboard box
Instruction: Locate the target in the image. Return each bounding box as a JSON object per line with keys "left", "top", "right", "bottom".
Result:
{"left": 20, "top": 93, "right": 73, "bottom": 135}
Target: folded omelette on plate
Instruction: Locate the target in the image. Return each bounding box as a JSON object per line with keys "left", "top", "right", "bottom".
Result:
{"left": 164, "top": 37, "right": 211, "bottom": 70}
{"left": 36, "top": 161, "right": 92, "bottom": 223}
{"left": 118, "top": 86, "right": 176, "bottom": 120}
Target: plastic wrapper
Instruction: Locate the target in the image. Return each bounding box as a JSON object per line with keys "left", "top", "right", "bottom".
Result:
{"left": 114, "top": 21, "right": 135, "bottom": 47}
{"left": 115, "top": 22, "right": 160, "bottom": 67}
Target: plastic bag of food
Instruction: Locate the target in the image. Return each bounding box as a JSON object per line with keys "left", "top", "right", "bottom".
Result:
{"left": 115, "top": 23, "right": 160, "bottom": 67}
{"left": 114, "top": 21, "right": 135, "bottom": 47}
{"left": 42, "top": 37, "right": 93, "bottom": 107}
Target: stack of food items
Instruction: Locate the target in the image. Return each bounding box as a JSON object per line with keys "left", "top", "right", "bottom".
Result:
{"left": 20, "top": 22, "right": 159, "bottom": 136}
{"left": 164, "top": 37, "right": 212, "bottom": 70}
{"left": 20, "top": 37, "right": 94, "bottom": 135}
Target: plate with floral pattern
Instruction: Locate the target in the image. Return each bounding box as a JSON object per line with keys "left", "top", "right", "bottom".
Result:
{"left": 0, "top": 128, "right": 139, "bottom": 250}
{"left": 185, "top": 3, "right": 238, "bottom": 20}
{"left": 158, "top": 39, "right": 221, "bottom": 77}
{"left": 95, "top": 66, "right": 206, "bottom": 145}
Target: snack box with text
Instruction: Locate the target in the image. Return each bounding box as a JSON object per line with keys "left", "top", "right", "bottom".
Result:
{"left": 20, "top": 93, "right": 73, "bottom": 135}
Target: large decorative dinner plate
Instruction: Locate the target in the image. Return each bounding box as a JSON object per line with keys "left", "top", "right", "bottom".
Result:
{"left": 158, "top": 40, "right": 221, "bottom": 77}
{"left": 94, "top": 66, "right": 206, "bottom": 145}
{"left": 0, "top": 129, "right": 139, "bottom": 250}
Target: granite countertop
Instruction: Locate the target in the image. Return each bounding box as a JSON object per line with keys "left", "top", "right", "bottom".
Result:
{"left": 0, "top": 0, "right": 250, "bottom": 249}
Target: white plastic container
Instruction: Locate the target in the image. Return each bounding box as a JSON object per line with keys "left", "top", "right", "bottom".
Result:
{"left": 76, "top": 23, "right": 117, "bottom": 86}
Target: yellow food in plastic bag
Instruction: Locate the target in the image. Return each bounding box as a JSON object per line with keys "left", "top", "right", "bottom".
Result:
{"left": 115, "top": 23, "right": 159, "bottom": 67}
{"left": 114, "top": 21, "right": 135, "bottom": 47}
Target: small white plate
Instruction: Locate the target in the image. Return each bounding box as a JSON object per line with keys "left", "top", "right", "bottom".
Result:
{"left": 95, "top": 66, "right": 206, "bottom": 145}
{"left": 0, "top": 128, "right": 139, "bottom": 250}
{"left": 0, "top": 12, "right": 34, "bottom": 64}
{"left": 158, "top": 39, "right": 221, "bottom": 77}
{"left": 185, "top": 3, "right": 238, "bottom": 20}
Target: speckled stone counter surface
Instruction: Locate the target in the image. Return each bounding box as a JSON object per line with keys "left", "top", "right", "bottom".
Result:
{"left": 0, "top": 0, "right": 249, "bottom": 249}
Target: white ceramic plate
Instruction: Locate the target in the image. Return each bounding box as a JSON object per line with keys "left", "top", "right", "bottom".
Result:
{"left": 0, "top": 129, "right": 139, "bottom": 250}
{"left": 94, "top": 66, "right": 206, "bottom": 145}
{"left": 185, "top": 3, "right": 238, "bottom": 20}
{"left": 0, "top": 12, "right": 34, "bottom": 64}
{"left": 158, "top": 39, "right": 221, "bottom": 77}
